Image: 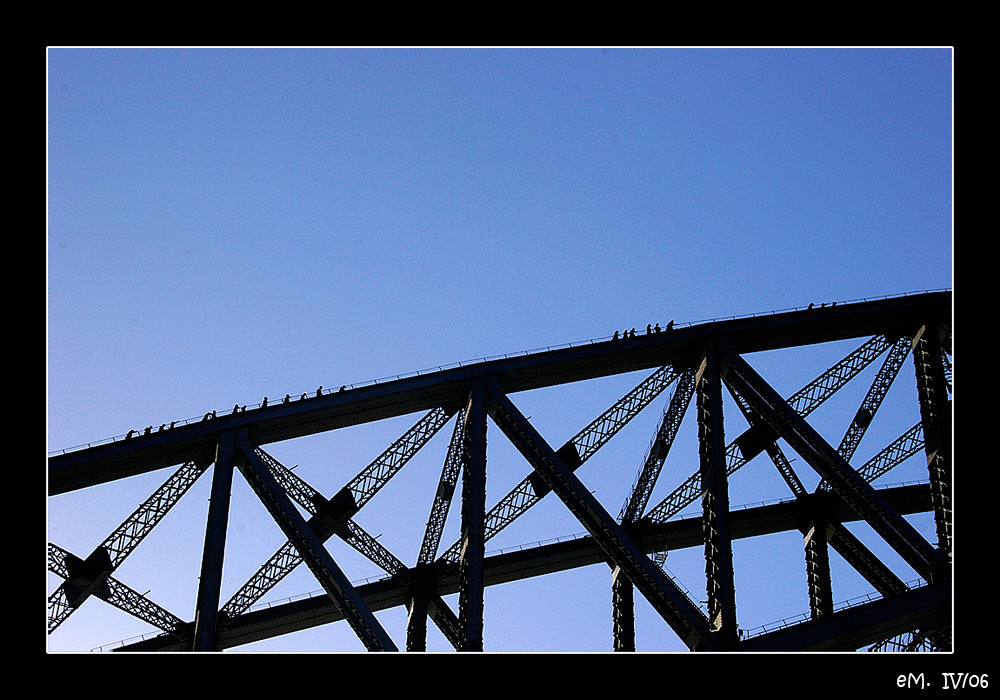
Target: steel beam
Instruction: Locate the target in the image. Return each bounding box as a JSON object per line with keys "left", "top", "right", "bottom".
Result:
{"left": 912, "top": 322, "right": 952, "bottom": 577}
{"left": 486, "top": 383, "right": 713, "bottom": 650}
{"left": 49, "top": 291, "right": 953, "bottom": 653}
{"left": 720, "top": 348, "right": 938, "bottom": 581}
{"left": 612, "top": 566, "right": 636, "bottom": 651}
{"left": 48, "top": 459, "right": 209, "bottom": 633}
{"left": 827, "top": 520, "right": 907, "bottom": 597}
{"left": 738, "top": 584, "right": 949, "bottom": 652}
{"left": 620, "top": 369, "right": 696, "bottom": 524}
{"left": 49, "top": 292, "right": 951, "bottom": 495}
{"left": 405, "top": 586, "right": 429, "bottom": 652}
{"left": 114, "top": 483, "right": 931, "bottom": 651}
{"left": 727, "top": 377, "right": 912, "bottom": 610}
{"left": 222, "top": 438, "right": 466, "bottom": 650}
{"left": 439, "top": 367, "right": 676, "bottom": 564}
{"left": 417, "top": 406, "right": 467, "bottom": 566}
{"left": 836, "top": 335, "right": 912, "bottom": 462}
{"left": 236, "top": 436, "right": 397, "bottom": 651}
{"left": 220, "top": 409, "right": 451, "bottom": 620}
{"left": 696, "top": 344, "right": 738, "bottom": 647}
{"left": 458, "top": 381, "right": 488, "bottom": 651}
{"left": 191, "top": 431, "right": 238, "bottom": 651}
{"left": 613, "top": 369, "right": 696, "bottom": 651}
{"left": 804, "top": 517, "right": 834, "bottom": 619}
{"left": 646, "top": 333, "right": 895, "bottom": 524}
{"left": 49, "top": 544, "right": 187, "bottom": 636}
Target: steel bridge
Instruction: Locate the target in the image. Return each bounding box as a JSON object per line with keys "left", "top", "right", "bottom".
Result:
{"left": 47, "top": 291, "right": 952, "bottom": 652}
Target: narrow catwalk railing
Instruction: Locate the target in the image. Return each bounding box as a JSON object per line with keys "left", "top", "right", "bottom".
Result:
{"left": 47, "top": 289, "right": 948, "bottom": 457}
{"left": 48, "top": 289, "right": 952, "bottom": 652}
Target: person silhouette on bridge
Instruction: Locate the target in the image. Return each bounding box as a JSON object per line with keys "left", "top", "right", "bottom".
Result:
{"left": 654, "top": 323, "right": 661, "bottom": 333}
{"left": 613, "top": 330, "right": 619, "bottom": 340}
{"left": 666, "top": 320, "right": 674, "bottom": 331}
{"left": 283, "top": 395, "right": 290, "bottom": 403}
{"left": 262, "top": 397, "right": 268, "bottom": 407}
{"left": 317, "top": 386, "right": 323, "bottom": 397}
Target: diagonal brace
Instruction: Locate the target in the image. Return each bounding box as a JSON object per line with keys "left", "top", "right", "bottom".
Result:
{"left": 720, "top": 348, "right": 938, "bottom": 580}
{"left": 261, "top": 445, "right": 466, "bottom": 650}
{"left": 236, "top": 437, "right": 397, "bottom": 651}
{"left": 486, "top": 383, "right": 712, "bottom": 650}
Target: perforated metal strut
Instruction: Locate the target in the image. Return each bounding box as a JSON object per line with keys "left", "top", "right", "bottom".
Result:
{"left": 221, "top": 408, "right": 453, "bottom": 621}
{"left": 439, "top": 366, "right": 679, "bottom": 564}
{"left": 46, "top": 291, "right": 952, "bottom": 652}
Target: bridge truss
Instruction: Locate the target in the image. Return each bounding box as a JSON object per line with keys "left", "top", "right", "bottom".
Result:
{"left": 47, "top": 291, "right": 952, "bottom": 652}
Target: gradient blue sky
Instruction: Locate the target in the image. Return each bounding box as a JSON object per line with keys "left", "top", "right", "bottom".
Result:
{"left": 46, "top": 47, "right": 952, "bottom": 653}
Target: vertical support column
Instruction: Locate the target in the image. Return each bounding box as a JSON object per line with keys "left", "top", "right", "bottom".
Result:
{"left": 191, "top": 430, "right": 239, "bottom": 651}
{"left": 913, "top": 322, "right": 952, "bottom": 580}
{"left": 612, "top": 565, "right": 636, "bottom": 651}
{"left": 405, "top": 587, "right": 430, "bottom": 652}
{"left": 697, "top": 344, "right": 738, "bottom": 648}
{"left": 804, "top": 515, "right": 834, "bottom": 619}
{"left": 458, "top": 380, "right": 488, "bottom": 651}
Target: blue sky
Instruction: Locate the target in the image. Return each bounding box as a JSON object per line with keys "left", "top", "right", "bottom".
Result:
{"left": 46, "top": 47, "right": 952, "bottom": 653}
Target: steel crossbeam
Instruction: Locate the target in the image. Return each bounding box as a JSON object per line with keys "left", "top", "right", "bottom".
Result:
{"left": 853, "top": 423, "right": 924, "bottom": 485}
{"left": 221, "top": 431, "right": 466, "bottom": 650}
{"left": 695, "top": 345, "right": 738, "bottom": 646}
{"left": 720, "top": 349, "right": 939, "bottom": 581}
{"left": 487, "top": 382, "right": 714, "bottom": 650}
{"left": 726, "top": 352, "right": 919, "bottom": 602}
{"left": 47, "top": 459, "right": 209, "bottom": 634}
{"left": 613, "top": 369, "right": 695, "bottom": 650}
{"left": 620, "top": 369, "right": 697, "bottom": 524}
{"left": 418, "top": 406, "right": 467, "bottom": 566}
{"left": 47, "top": 291, "right": 952, "bottom": 652}
{"left": 457, "top": 382, "right": 488, "bottom": 651}
{"left": 644, "top": 335, "right": 894, "bottom": 524}
{"left": 723, "top": 373, "right": 913, "bottom": 609}
{"left": 236, "top": 434, "right": 397, "bottom": 651}
{"left": 191, "top": 432, "right": 238, "bottom": 650}
{"left": 912, "top": 322, "right": 952, "bottom": 567}
{"left": 220, "top": 408, "right": 453, "bottom": 620}
{"left": 837, "top": 335, "right": 912, "bottom": 462}
{"left": 48, "top": 544, "right": 186, "bottom": 636}
{"left": 108, "top": 482, "right": 933, "bottom": 651}
{"left": 715, "top": 345, "right": 943, "bottom": 648}
{"left": 826, "top": 521, "right": 908, "bottom": 596}
{"left": 439, "top": 366, "right": 678, "bottom": 564}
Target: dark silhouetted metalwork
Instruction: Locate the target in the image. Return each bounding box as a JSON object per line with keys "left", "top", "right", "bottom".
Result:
{"left": 47, "top": 291, "right": 952, "bottom": 652}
